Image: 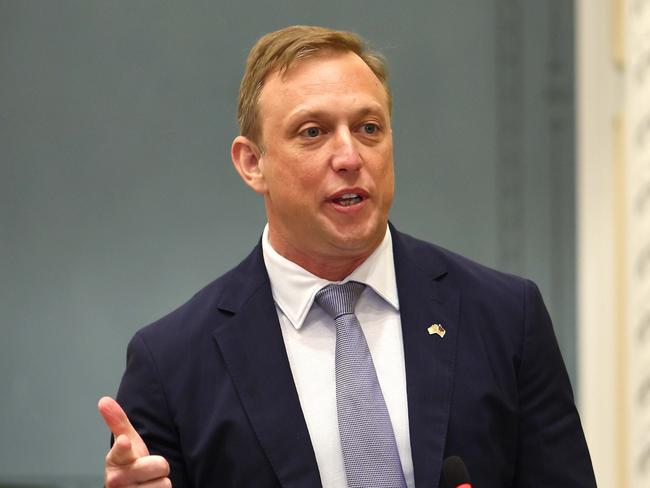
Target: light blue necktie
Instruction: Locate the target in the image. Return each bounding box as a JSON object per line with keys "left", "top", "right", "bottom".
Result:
{"left": 315, "top": 281, "right": 407, "bottom": 488}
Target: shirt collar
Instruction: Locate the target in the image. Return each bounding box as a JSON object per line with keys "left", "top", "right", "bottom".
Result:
{"left": 261, "top": 224, "right": 399, "bottom": 330}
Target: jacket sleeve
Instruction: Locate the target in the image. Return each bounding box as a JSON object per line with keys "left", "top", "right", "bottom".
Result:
{"left": 115, "top": 331, "right": 191, "bottom": 487}
{"left": 513, "top": 280, "right": 597, "bottom": 487}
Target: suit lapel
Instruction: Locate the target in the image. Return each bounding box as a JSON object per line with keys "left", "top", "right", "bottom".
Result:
{"left": 211, "top": 246, "right": 322, "bottom": 488}
{"left": 209, "top": 230, "right": 459, "bottom": 487}
{"left": 392, "top": 228, "right": 460, "bottom": 487}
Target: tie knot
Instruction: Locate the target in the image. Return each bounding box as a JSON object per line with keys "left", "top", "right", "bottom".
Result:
{"left": 315, "top": 281, "right": 366, "bottom": 319}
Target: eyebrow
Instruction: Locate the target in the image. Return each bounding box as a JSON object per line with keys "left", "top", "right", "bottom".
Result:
{"left": 286, "top": 104, "right": 387, "bottom": 125}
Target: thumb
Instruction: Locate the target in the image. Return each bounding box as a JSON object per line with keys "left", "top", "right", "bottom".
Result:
{"left": 98, "top": 396, "right": 149, "bottom": 458}
{"left": 107, "top": 434, "right": 139, "bottom": 466}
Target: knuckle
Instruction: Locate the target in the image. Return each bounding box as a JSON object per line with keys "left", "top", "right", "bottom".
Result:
{"left": 161, "top": 458, "right": 170, "bottom": 477}
{"left": 104, "top": 473, "right": 122, "bottom": 488}
{"left": 105, "top": 466, "right": 130, "bottom": 488}
{"left": 149, "top": 455, "right": 170, "bottom": 477}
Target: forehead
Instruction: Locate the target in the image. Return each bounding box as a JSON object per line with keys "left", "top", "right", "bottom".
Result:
{"left": 257, "top": 51, "right": 389, "bottom": 122}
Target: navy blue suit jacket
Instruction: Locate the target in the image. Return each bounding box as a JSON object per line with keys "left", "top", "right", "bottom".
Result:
{"left": 116, "top": 227, "right": 596, "bottom": 487}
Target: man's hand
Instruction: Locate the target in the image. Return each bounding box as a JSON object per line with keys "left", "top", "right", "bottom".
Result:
{"left": 98, "top": 396, "right": 171, "bottom": 487}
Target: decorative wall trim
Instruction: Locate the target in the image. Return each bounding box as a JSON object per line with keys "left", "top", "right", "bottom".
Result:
{"left": 625, "top": 3, "right": 650, "bottom": 485}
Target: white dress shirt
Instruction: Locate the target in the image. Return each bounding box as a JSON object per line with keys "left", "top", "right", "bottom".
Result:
{"left": 261, "top": 224, "right": 415, "bottom": 488}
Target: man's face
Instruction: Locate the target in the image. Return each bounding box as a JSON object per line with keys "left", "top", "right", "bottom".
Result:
{"left": 254, "top": 51, "right": 394, "bottom": 268}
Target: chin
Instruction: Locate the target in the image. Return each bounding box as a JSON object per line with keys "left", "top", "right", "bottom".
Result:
{"left": 325, "top": 222, "right": 386, "bottom": 253}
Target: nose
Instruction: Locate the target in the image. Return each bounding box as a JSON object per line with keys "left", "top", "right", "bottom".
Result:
{"left": 330, "top": 127, "right": 362, "bottom": 173}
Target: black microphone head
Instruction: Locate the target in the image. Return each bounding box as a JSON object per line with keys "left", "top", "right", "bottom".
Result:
{"left": 442, "top": 455, "right": 471, "bottom": 487}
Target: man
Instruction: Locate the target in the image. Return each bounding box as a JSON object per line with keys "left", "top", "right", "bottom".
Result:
{"left": 99, "top": 26, "right": 596, "bottom": 487}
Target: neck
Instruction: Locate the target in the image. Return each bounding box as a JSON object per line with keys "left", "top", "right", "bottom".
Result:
{"left": 267, "top": 229, "right": 380, "bottom": 282}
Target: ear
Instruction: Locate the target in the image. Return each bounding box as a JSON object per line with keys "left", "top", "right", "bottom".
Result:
{"left": 231, "top": 136, "right": 267, "bottom": 194}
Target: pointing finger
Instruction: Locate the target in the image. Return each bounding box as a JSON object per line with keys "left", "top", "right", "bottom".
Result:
{"left": 98, "top": 396, "right": 149, "bottom": 458}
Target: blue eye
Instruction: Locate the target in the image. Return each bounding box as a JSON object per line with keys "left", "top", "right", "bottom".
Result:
{"left": 303, "top": 127, "right": 321, "bottom": 138}
{"left": 362, "top": 123, "right": 379, "bottom": 135}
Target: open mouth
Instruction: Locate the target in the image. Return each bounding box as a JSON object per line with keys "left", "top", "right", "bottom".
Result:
{"left": 332, "top": 193, "right": 364, "bottom": 206}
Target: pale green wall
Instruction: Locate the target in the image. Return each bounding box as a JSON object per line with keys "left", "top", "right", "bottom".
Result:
{"left": 0, "top": 1, "right": 574, "bottom": 484}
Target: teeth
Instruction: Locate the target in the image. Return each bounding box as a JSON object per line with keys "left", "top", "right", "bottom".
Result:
{"left": 334, "top": 194, "right": 363, "bottom": 206}
{"left": 340, "top": 199, "right": 359, "bottom": 206}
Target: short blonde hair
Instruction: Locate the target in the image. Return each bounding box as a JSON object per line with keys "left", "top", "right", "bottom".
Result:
{"left": 237, "top": 25, "right": 391, "bottom": 145}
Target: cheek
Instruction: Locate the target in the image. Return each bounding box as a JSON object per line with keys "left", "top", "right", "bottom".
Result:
{"left": 279, "top": 159, "right": 326, "bottom": 192}
{"left": 378, "top": 165, "right": 395, "bottom": 208}
{"left": 375, "top": 154, "right": 394, "bottom": 187}
{"left": 267, "top": 166, "right": 321, "bottom": 206}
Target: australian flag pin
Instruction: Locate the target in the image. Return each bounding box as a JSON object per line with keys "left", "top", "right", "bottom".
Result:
{"left": 427, "top": 323, "right": 446, "bottom": 338}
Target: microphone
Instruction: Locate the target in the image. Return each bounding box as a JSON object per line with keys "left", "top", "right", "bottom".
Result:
{"left": 442, "top": 455, "right": 472, "bottom": 488}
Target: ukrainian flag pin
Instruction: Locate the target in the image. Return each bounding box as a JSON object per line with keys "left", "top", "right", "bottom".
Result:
{"left": 427, "top": 323, "right": 446, "bottom": 338}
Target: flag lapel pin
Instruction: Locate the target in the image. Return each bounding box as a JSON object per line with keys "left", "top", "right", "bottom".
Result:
{"left": 427, "top": 323, "right": 446, "bottom": 338}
